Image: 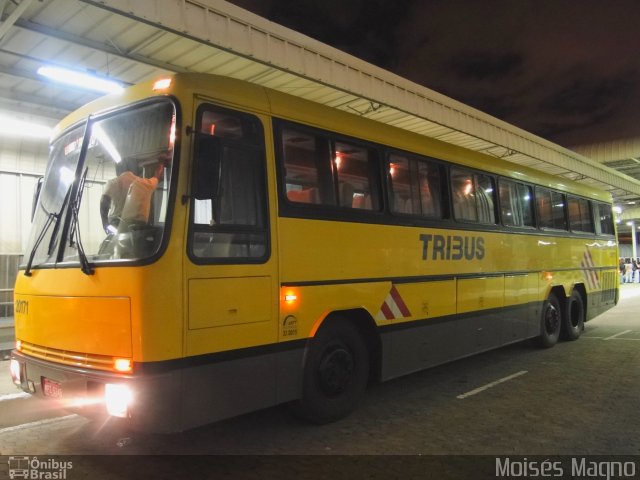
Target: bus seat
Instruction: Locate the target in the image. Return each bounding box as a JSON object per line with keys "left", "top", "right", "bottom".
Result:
{"left": 339, "top": 183, "right": 355, "bottom": 207}
{"left": 287, "top": 187, "right": 319, "bottom": 204}
{"left": 392, "top": 193, "right": 410, "bottom": 214}
{"left": 352, "top": 194, "right": 372, "bottom": 210}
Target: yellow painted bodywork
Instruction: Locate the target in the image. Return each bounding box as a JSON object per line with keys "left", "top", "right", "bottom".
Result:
{"left": 14, "top": 73, "right": 619, "bottom": 370}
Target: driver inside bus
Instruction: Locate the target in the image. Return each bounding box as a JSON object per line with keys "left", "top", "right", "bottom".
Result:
{"left": 100, "top": 155, "right": 168, "bottom": 234}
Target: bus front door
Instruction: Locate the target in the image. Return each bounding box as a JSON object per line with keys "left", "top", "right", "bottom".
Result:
{"left": 182, "top": 102, "right": 279, "bottom": 428}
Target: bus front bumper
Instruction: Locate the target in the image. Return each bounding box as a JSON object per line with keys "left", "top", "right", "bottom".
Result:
{"left": 9, "top": 350, "right": 182, "bottom": 432}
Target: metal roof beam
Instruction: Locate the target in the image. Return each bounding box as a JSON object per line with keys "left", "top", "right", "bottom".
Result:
{"left": 0, "top": 62, "right": 44, "bottom": 82}
{"left": 2, "top": 14, "right": 187, "bottom": 73}
{"left": 0, "top": 0, "right": 34, "bottom": 41}
{"left": 0, "top": 89, "right": 77, "bottom": 114}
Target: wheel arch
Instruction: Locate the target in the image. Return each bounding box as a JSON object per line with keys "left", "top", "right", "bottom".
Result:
{"left": 311, "top": 308, "right": 382, "bottom": 384}
{"left": 548, "top": 285, "right": 567, "bottom": 307}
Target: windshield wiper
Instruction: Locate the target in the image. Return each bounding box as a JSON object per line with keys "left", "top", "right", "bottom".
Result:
{"left": 23, "top": 209, "right": 58, "bottom": 277}
{"left": 24, "top": 181, "right": 74, "bottom": 276}
{"left": 68, "top": 167, "right": 94, "bottom": 275}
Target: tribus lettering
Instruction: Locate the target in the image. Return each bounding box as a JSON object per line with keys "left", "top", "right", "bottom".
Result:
{"left": 420, "top": 234, "right": 485, "bottom": 261}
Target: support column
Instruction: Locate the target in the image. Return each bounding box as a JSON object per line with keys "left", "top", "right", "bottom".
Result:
{"left": 632, "top": 220, "right": 638, "bottom": 259}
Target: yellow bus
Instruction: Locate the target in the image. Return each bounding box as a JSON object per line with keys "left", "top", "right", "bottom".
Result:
{"left": 10, "top": 73, "right": 618, "bottom": 432}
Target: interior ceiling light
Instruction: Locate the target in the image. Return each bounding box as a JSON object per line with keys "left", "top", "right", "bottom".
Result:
{"left": 0, "top": 115, "right": 52, "bottom": 139}
{"left": 37, "top": 65, "right": 124, "bottom": 94}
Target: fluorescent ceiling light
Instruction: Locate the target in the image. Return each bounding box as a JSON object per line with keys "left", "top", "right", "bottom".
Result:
{"left": 0, "top": 115, "right": 52, "bottom": 139}
{"left": 37, "top": 66, "right": 124, "bottom": 94}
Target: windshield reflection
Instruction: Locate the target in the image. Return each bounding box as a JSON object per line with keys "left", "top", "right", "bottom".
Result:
{"left": 23, "top": 100, "right": 176, "bottom": 270}
{"left": 24, "top": 126, "right": 85, "bottom": 269}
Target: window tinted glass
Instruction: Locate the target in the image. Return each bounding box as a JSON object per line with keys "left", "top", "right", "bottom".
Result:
{"left": 389, "top": 152, "right": 442, "bottom": 217}
{"left": 451, "top": 169, "right": 477, "bottom": 222}
{"left": 334, "top": 141, "right": 379, "bottom": 210}
{"left": 595, "top": 202, "right": 615, "bottom": 235}
{"left": 476, "top": 174, "right": 496, "bottom": 224}
{"left": 536, "top": 188, "right": 567, "bottom": 230}
{"left": 568, "top": 196, "right": 594, "bottom": 232}
{"left": 190, "top": 105, "right": 268, "bottom": 261}
{"left": 499, "top": 179, "right": 534, "bottom": 227}
{"left": 281, "top": 128, "right": 333, "bottom": 205}
{"left": 451, "top": 168, "right": 496, "bottom": 224}
{"left": 278, "top": 123, "right": 381, "bottom": 211}
{"left": 518, "top": 183, "right": 535, "bottom": 227}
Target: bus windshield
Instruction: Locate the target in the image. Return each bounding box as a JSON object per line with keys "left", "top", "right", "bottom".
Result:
{"left": 24, "top": 99, "right": 176, "bottom": 270}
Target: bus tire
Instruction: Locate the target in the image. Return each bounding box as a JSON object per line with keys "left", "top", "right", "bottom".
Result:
{"left": 537, "top": 293, "right": 562, "bottom": 348}
{"left": 561, "top": 290, "right": 584, "bottom": 341}
{"left": 293, "top": 320, "right": 369, "bottom": 424}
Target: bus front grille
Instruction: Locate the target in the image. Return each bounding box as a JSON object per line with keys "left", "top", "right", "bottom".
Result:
{"left": 18, "top": 341, "right": 118, "bottom": 372}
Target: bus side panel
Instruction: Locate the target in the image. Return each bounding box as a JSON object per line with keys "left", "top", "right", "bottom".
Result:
{"left": 179, "top": 353, "right": 279, "bottom": 431}
{"left": 456, "top": 276, "right": 504, "bottom": 353}
{"left": 504, "top": 273, "right": 539, "bottom": 340}
{"left": 385, "top": 279, "right": 457, "bottom": 378}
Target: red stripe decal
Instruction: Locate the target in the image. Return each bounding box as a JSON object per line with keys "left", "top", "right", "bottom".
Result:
{"left": 389, "top": 285, "right": 411, "bottom": 317}
{"left": 585, "top": 248, "right": 594, "bottom": 266}
{"left": 380, "top": 302, "right": 395, "bottom": 320}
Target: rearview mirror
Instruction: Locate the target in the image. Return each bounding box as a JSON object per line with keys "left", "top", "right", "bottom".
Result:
{"left": 192, "top": 135, "right": 222, "bottom": 200}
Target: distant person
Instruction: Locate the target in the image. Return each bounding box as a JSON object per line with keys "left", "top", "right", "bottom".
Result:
{"left": 619, "top": 258, "right": 626, "bottom": 283}
{"left": 624, "top": 262, "right": 633, "bottom": 284}
{"left": 632, "top": 259, "right": 638, "bottom": 283}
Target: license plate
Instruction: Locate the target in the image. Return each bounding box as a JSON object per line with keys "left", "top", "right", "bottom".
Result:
{"left": 42, "top": 378, "right": 62, "bottom": 398}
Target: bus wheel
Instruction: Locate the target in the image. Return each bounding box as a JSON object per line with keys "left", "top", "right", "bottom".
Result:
{"left": 561, "top": 290, "right": 584, "bottom": 341}
{"left": 537, "top": 294, "right": 561, "bottom": 348}
{"left": 294, "top": 320, "right": 369, "bottom": 424}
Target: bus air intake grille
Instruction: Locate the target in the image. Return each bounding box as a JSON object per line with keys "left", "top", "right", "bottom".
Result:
{"left": 19, "top": 341, "right": 117, "bottom": 372}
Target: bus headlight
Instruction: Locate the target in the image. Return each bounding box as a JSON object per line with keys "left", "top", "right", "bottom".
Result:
{"left": 10, "top": 359, "right": 21, "bottom": 385}
{"left": 104, "top": 384, "right": 133, "bottom": 418}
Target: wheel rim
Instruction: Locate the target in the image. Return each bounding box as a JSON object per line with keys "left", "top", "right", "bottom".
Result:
{"left": 317, "top": 344, "right": 355, "bottom": 396}
{"left": 544, "top": 302, "right": 560, "bottom": 335}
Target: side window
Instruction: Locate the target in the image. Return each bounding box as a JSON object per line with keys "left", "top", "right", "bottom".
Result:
{"left": 476, "top": 174, "right": 496, "bottom": 224}
{"left": 281, "top": 128, "right": 334, "bottom": 206}
{"left": 334, "top": 141, "right": 379, "bottom": 210}
{"left": 536, "top": 188, "right": 567, "bottom": 230}
{"left": 190, "top": 105, "right": 268, "bottom": 261}
{"left": 568, "top": 196, "right": 594, "bottom": 233}
{"left": 518, "top": 183, "right": 535, "bottom": 227}
{"left": 451, "top": 168, "right": 496, "bottom": 224}
{"left": 595, "top": 202, "right": 615, "bottom": 235}
{"left": 389, "top": 151, "right": 442, "bottom": 218}
{"left": 499, "top": 179, "right": 534, "bottom": 227}
{"left": 278, "top": 123, "right": 380, "bottom": 212}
